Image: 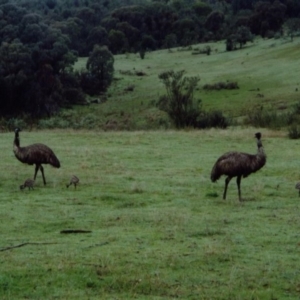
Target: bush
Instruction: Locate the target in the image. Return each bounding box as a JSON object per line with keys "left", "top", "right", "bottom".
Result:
{"left": 244, "top": 106, "right": 293, "bottom": 129}
{"left": 157, "top": 70, "right": 201, "bottom": 128}
{"left": 203, "top": 81, "right": 239, "bottom": 90}
{"left": 288, "top": 125, "right": 300, "bottom": 139}
{"left": 63, "top": 88, "right": 86, "bottom": 105}
{"left": 78, "top": 71, "right": 101, "bottom": 96}
{"left": 197, "top": 110, "right": 229, "bottom": 129}
{"left": 5, "top": 118, "right": 27, "bottom": 130}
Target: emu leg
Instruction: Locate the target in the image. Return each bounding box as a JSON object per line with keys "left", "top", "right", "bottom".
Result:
{"left": 40, "top": 165, "right": 46, "bottom": 185}
{"left": 236, "top": 175, "right": 242, "bottom": 201}
{"left": 34, "top": 164, "right": 40, "bottom": 181}
{"left": 223, "top": 176, "right": 232, "bottom": 200}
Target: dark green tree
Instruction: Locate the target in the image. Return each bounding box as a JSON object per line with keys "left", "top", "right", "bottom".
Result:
{"left": 192, "top": 1, "right": 212, "bottom": 17}
{"left": 0, "top": 5, "right": 79, "bottom": 118}
{"left": 140, "top": 34, "right": 157, "bottom": 51}
{"left": 285, "top": 18, "right": 300, "bottom": 41}
{"left": 108, "top": 29, "right": 128, "bottom": 53}
{"left": 205, "top": 10, "right": 225, "bottom": 37}
{"left": 163, "top": 33, "right": 177, "bottom": 49}
{"left": 249, "top": 0, "right": 287, "bottom": 36}
{"left": 116, "top": 22, "right": 140, "bottom": 51}
{"left": 86, "top": 26, "right": 109, "bottom": 51}
{"left": 84, "top": 45, "right": 114, "bottom": 94}
{"left": 226, "top": 26, "right": 253, "bottom": 51}
{"left": 0, "top": 41, "right": 32, "bottom": 115}
{"left": 173, "top": 18, "right": 197, "bottom": 46}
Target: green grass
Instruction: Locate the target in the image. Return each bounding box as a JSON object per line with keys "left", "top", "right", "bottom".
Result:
{"left": 1, "top": 128, "right": 300, "bottom": 299}
{"left": 70, "top": 36, "right": 300, "bottom": 129}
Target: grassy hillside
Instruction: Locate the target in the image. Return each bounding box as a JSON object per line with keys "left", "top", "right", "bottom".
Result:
{"left": 69, "top": 36, "right": 300, "bottom": 130}
{"left": 1, "top": 128, "right": 300, "bottom": 298}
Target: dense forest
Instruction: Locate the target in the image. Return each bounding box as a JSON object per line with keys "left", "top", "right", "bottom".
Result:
{"left": 0, "top": 0, "right": 300, "bottom": 121}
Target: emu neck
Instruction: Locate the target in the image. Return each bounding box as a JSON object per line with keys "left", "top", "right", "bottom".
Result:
{"left": 14, "top": 132, "right": 20, "bottom": 148}
{"left": 257, "top": 139, "right": 265, "bottom": 156}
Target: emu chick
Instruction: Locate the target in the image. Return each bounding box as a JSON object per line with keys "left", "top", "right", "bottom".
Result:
{"left": 67, "top": 175, "right": 79, "bottom": 189}
{"left": 20, "top": 179, "right": 35, "bottom": 190}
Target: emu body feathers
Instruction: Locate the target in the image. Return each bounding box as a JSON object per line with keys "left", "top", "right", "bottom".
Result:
{"left": 211, "top": 132, "right": 266, "bottom": 201}
{"left": 13, "top": 128, "right": 60, "bottom": 185}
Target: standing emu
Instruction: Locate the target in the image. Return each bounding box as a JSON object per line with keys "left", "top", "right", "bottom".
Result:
{"left": 210, "top": 132, "right": 266, "bottom": 201}
{"left": 295, "top": 182, "right": 300, "bottom": 196}
{"left": 13, "top": 128, "right": 60, "bottom": 185}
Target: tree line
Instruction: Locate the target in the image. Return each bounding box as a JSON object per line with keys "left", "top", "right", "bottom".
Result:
{"left": 0, "top": 0, "right": 300, "bottom": 120}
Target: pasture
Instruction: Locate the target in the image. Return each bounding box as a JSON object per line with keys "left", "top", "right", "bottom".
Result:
{"left": 1, "top": 128, "right": 300, "bottom": 299}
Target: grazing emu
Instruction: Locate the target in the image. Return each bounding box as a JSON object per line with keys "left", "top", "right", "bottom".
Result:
{"left": 66, "top": 175, "right": 79, "bottom": 189}
{"left": 20, "top": 179, "right": 35, "bottom": 190}
{"left": 295, "top": 182, "right": 300, "bottom": 196}
{"left": 13, "top": 128, "right": 60, "bottom": 185}
{"left": 210, "top": 132, "right": 266, "bottom": 201}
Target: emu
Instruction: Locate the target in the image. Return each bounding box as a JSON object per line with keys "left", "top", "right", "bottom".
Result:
{"left": 210, "top": 132, "right": 266, "bottom": 201}
{"left": 295, "top": 182, "right": 300, "bottom": 196}
{"left": 20, "top": 179, "right": 35, "bottom": 190}
{"left": 66, "top": 175, "right": 79, "bottom": 189}
{"left": 13, "top": 128, "right": 60, "bottom": 185}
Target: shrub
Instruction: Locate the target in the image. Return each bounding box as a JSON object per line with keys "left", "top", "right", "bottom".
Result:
{"left": 203, "top": 81, "right": 239, "bottom": 90}
{"left": 139, "top": 49, "right": 146, "bottom": 59}
{"left": 62, "top": 88, "right": 86, "bottom": 105}
{"left": 244, "top": 106, "right": 293, "bottom": 129}
{"left": 157, "top": 70, "right": 201, "bottom": 128}
{"left": 5, "top": 118, "right": 27, "bottom": 130}
{"left": 197, "top": 110, "right": 229, "bottom": 129}
{"left": 288, "top": 125, "right": 300, "bottom": 139}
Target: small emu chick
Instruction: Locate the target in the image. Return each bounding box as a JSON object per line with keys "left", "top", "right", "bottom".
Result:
{"left": 20, "top": 179, "right": 35, "bottom": 190}
{"left": 66, "top": 175, "right": 79, "bottom": 189}
{"left": 295, "top": 182, "right": 300, "bottom": 196}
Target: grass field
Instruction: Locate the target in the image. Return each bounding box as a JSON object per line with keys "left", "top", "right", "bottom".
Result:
{"left": 1, "top": 128, "right": 300, "bottom": 299}
{"left": 70, "top": 36, "right": 300, "bottom": 130}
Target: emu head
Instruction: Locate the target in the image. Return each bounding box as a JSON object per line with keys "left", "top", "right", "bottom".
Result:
{"left": 14, "top": 127, "right": 21, "bottom": 133}
{"left": 255, "top": 132, "right": 261, "bottom": 140}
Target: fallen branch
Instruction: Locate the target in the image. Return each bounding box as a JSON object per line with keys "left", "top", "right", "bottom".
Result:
{"left": 60, "top": 229, "right": 92, "bottom": 234}
{"left": 0, "top": 242, "right": 58, "bottom": 252}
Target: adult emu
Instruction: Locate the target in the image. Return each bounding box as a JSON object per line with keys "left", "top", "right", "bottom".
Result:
{"left": 210, "top": 132, "right": 266, "bottom": 201}
{"left": 13, "top": 128, "right": 60, "bottom": 185}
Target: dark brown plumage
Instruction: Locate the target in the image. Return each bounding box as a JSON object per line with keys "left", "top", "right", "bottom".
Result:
{"left": 66, "top": 175, "right": 79, "bottom": 189}
{"left": 211, "top": 132, "right": 266, "bottom": 201}
{"left": 295, "top": 182, "right": 300, "bottom": 196}
{"left": 13, "top": 128, "right": 60, "bottom": 185}
{"left": 20, "top": 178, "right": 35, "bottom": 190}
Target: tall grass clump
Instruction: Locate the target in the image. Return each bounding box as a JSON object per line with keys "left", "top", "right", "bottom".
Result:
{"left": 287, "top": 124, "right": 300, "bottom": 139}
{"left": 244, "top": 106, "right": 293, "bottom": 129}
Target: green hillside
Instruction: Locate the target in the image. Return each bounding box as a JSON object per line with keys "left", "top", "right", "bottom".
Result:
{"left": 69, "top": 36, "right": 300, "bottom": 130}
